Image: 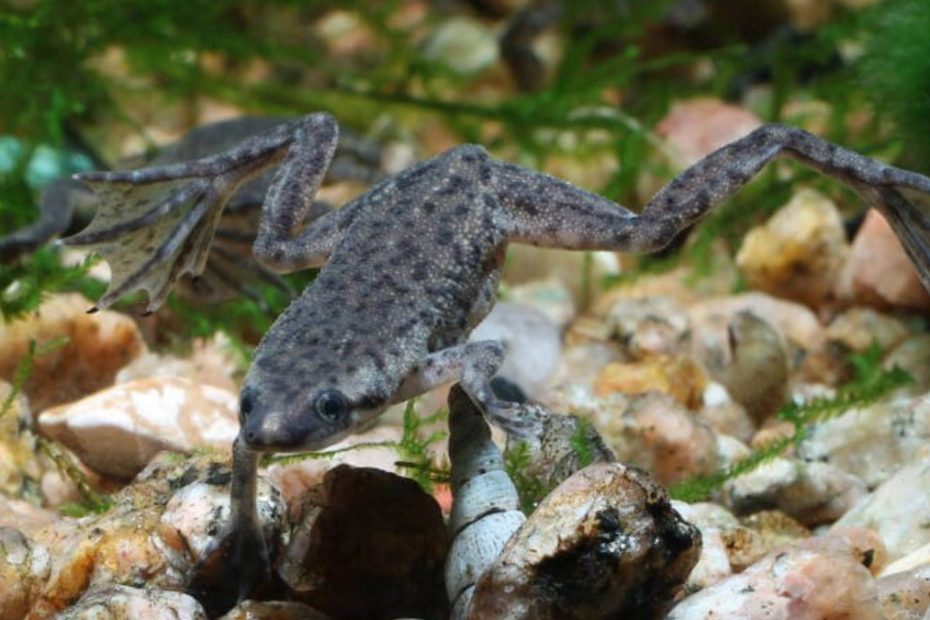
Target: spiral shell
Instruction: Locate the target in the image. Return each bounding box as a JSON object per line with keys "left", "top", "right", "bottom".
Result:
{"left": 444, "top": 387, "right": 701, "bottom": 619}
{"left": 444, "top": 387, "right": 526, "bottom": 620}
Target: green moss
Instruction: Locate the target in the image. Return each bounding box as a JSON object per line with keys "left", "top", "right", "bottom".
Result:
{"left": 504, "top": 440, "right": 551, "bottom": 515}
{"left": 857, "top": 0, "right": 930, "bottom": 168}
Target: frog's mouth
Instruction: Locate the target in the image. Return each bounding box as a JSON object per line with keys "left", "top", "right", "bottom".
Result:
{"left": 239, "top": 406, "right": 382, "bottom": 453}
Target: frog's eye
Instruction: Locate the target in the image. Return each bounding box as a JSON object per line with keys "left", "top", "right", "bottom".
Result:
{"left": 314, "top": 389, "right": 349, "bottom": 423}
{"left": 240, "top": 386, "right": 257, "bottom": 420}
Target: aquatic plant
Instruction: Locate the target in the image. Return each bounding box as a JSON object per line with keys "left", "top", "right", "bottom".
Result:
{"left": 670, "top": 343, "right": 913, "bottom": 502}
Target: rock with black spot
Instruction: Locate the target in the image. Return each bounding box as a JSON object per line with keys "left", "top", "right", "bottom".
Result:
{"left": 833, "top": 452, "right": 930, "bottom": 562}
{"left": 467, "top": 462, "right": 701, "bottom": 620}
{"left": 874, "top": 563, "right": 930, "bottom": 620}
{"left": 279, "top": 464, "right": 450, "bottom": 620}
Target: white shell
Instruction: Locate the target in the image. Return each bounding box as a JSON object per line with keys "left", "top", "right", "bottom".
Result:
{"left": 445, "top": 510, "right": 527, "bottom": 603}
{"left": 449, "top": 470, "right": 521, "bottom": 534}
{"left": 444, "top": 388, "right": 526, "bottom": 619}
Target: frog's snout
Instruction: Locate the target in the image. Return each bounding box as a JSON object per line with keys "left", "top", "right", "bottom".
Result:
{"left": 240, "top": 409, "right": 313, "bottom": 452}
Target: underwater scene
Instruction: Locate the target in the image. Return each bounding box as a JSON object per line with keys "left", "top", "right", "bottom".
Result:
{"left": 2, "top": 0, "right": 930, "bottom": 618}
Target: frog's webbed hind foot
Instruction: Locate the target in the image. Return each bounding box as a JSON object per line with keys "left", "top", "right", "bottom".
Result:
{"left": 64, "top": 113, "right": 340, "bottom": 313}
{"left": 63, "top": 171, "right": 230, "bottom": 313}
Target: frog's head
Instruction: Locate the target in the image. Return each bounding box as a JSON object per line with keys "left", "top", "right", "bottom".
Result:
{"left": 237, "top": 357, "right": 392, "bottom": 453}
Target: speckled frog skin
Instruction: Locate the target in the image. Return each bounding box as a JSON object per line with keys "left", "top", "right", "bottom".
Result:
{"left": 67, "top": 113, "right": 930, "bottom": 607}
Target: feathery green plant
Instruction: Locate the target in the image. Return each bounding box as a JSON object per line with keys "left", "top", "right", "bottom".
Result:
{"left": 0, "top": 247, "right": 104, "bottom": 322}
{"left": 392, "top": 400, "right": 449, "bottom": 492}
{"left": 504, "top": 440, "right": 550, "bottom": 515}
{"left": 670, "top": 342, "right": 913, "bottom": 502}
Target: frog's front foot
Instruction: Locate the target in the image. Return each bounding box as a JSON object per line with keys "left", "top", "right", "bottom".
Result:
{"left": 186, "top": 508, "right": 280, "bottom": 615}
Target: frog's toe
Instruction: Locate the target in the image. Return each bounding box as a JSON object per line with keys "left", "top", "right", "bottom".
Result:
{"left": 186, "top": 522, "right": 279, "bottom": 616}
{"left": 63, "top": 177, "right": 228, "bottom": 312}
{"left": 486, "top": 399, "right": 536, "bottom": 438}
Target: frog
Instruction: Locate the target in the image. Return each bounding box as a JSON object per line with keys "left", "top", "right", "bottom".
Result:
{"left": 64, "top": 112, "right": 930, "bottom": 607}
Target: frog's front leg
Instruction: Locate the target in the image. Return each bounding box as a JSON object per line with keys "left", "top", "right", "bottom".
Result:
{"left": 63, "top": 112, "right": 351, "bottom": 312}
{"left": 489, "top": 124, "right": 930, "bottom": 289}
{"left": 186, "top": 435, "right": 273, "bottom": 613}
{"left": 393, "top": 341, "right": 530, "bottom": 435}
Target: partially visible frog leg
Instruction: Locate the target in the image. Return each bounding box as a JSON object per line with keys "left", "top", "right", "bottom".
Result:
{"left": 186, "top": 436, "right": 275, "bottom": 613}
{"left": 490, "top": 124, "right": 930, "bottom": 290}
{"left": 393, "top": 340, "right": 531, "bottom": 436}
{"left": 63, "top": 113, "right": 347, "bottom": 312}
{"left": 0, "top": 179, "right": 95, "bottom": 262}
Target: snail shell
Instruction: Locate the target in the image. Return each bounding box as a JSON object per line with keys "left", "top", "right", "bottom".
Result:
{"left": 444, "top": 387, "right": 526, "bottom": 619}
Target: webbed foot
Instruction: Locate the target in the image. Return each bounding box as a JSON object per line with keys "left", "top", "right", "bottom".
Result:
{"left": 186, "top": 518, "right": 283, "bottom": 616}
{"left": 62, "top": 120, "right": 304, "bottom": 313}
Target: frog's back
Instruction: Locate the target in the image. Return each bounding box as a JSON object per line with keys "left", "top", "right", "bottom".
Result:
{"left": 253, "top": 145, "right": 510, "bottom": 399}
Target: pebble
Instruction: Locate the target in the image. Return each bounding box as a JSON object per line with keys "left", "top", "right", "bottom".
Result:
{"left": 0, "top": 293, "right": 145, "bottom": 413}
{"left": 671, "top": 501, "right": 734, "bottom": 590}
{"left": 656, "top": 98, "right": 762, "bottom": 168}
{"left": 874, "top": 563, "right": 930, "bottom": 620}
{"left": 837, "top": 209, "right": 930, "bottom": 311}
{"left": 723, "top": 457, "right": 868, "bottom": 526}
{"left": 736, "top": 188, "right": 849, "bottom": 308}
{"left": 115, "top": 332, "right": 240, "bottom": 393}
{"left": 469, "top": 301, "right": 562, "bottom": 398}
{"left": 279, "top": 465, "right": 449, "bottom": 620}
{"left": 422, "top": 16, "right": 498, "bottom": 75}
{"left": 219, "top": 600, "right": 334, "bottom": 619}
{"left": 0, "top": 526, "right": 51, "bottom": 620}
{"left": 716, "top": 311, "right": 789, "bottom": 424}
{"left": 469, "top": 463, "right": 701, "bottom": 619}
{"left": 38, "top": 376, "right": 239, "bottom": 480}
{"left": 824, "top": 306, "right": 911, "bottom": 354}
{"left": 589, "top": 391, "right": 718, "bottom": 485}
{"left": 0, "top": 497, "right": 58, "bottom": 535}
{"left": 593, "top": 354, "right": 707, "bottom": 410}
{"left": 667, "top": 528, "right": 885, "bottom": 619}
{"left": 834, "top": 452, "right": 930, "bottom": 561}
{"left": 797, "top": 392, "right": 930, "bottom": 489}
{"left": 504, "top": 251, "right": 615, "bottom": 315}
{"left": 885, "top": 334, "right": 930, "bottom": 396}
{"left": 688, "top": 292, "right": 824, "bottom": 373}
{"left": 0, "top": 452, "right": 286, "bottom": 618}
{"left": 605, "top": 295, "right": 691, "bottom": 358}
{"left": 882, "top": 542, "right": 930, "bottom": 577}
{"left": 505, "top": 277, "right": 577, "bottom": 329}
{"left": 699, "top": 382, "right": 755, "bottom": 443}
{"left": 0, "top": 380, "right": 43, "bottom": 500}
{"left": 55, "top": 584, "right": 207, "bottom": 619}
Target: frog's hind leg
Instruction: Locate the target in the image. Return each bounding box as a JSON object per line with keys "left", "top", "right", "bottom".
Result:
{"left": 64, "top": 113, "right": 340, "bottom": 313}
{"left": 491, "top": 124, "right": 930, "bottom": 291}
{"left": 0, "top": 178, "right": 95, "bottom": 262}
